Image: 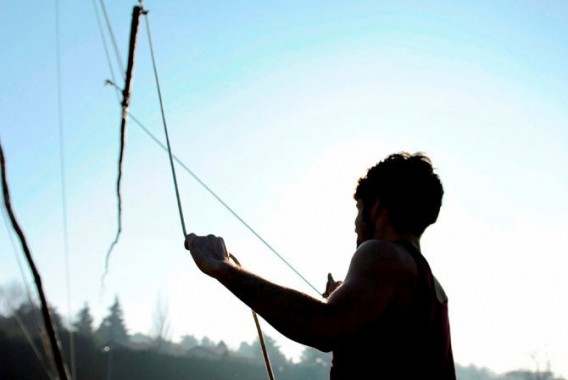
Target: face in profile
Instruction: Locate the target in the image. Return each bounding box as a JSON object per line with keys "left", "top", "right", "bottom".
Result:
{"left": 354, "top": 199, "right": 374, "bottom": 247}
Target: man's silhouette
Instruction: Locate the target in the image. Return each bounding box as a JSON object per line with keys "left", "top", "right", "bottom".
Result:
{"left": 185, "top": 152, "right": 455, "bottom": 379}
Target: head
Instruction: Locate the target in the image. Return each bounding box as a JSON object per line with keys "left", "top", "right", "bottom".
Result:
{"left": 354, "top": 152, "right": 444, "bottom": 245}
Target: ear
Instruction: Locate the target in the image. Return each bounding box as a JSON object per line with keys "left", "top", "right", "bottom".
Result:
{"left": 369, "top": 198, "right": 382, "bottom": 221}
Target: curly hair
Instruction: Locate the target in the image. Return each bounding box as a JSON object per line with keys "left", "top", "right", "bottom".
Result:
{"left": 354, "top": 152, "right": 444, "bottom": 235}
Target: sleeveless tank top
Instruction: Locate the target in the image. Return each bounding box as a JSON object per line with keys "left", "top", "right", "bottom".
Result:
{"left": 329, "top": 241, "right": 455, "bottom": 379}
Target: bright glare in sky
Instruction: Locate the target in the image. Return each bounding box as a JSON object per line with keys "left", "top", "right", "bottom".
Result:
{"left": 0, "top": 0, "right": 567, "bottom": 377}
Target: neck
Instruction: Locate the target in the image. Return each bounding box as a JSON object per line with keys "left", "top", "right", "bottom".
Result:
{"left": 375, "top": 223, "right": 421, "bottom": 251}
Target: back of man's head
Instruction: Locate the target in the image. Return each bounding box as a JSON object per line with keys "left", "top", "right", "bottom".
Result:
{"left": 354, "top": 152, "right": 444, "bottom": 235}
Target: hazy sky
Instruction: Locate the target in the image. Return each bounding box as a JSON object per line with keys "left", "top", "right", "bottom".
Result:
{"left": 1, "top": 0, "right": 567, "bottom": 376}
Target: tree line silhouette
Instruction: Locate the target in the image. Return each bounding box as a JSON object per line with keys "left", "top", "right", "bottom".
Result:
{"left": 0, "top": 291, "right": 331, "bottom": 380}
{"left": 0, "top": 288, "right": 564, "bottom": 380}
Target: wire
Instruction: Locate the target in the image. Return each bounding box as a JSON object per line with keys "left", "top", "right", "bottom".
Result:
{"left": 12, "top": 309, "right": 54, "bottom": 379}
{"left": 91, "top": 0, "right": 121, "bottom": 104}
{"left": 141, "top": 12, "right": 278, "bottom": 379}
{"left": 98, "top": 7, "right": 319, "bottom": 295}
{"left": 98, "top": 0, "right": 125, "bottom": 81}
{"left": 54, "top": 0, "right": 75, "bottom": 376}
{"left": 103, "top": 8, "right": 321, "bottom": 380}
{"left": 96, "top": 0, "right": 318, "bottom": 297}
{"left": 128, "top": 113, "right": 321, "bottom": 296}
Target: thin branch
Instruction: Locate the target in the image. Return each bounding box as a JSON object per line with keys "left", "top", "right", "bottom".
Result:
{"left": 0, "top": 141, "right": 70, "bottom": 380}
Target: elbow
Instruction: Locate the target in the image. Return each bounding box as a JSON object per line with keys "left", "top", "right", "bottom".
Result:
{"left": 304, "top": 309, "right": 343, "bottom": 352}
{"left": 315, "top": 343, "right": 333, "bottom": 353}
{"left": 304, "top": 335, "right": 337, "bottom": 353}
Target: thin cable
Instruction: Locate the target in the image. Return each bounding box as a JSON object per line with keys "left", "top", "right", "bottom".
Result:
{"left": 112, "top": 11, "right": 309, "bottom": 380}
{"left": 142, "top": 13, "right": 187, "bottom": 237}
{"left": 1, "top": 141, "right": 70, "bottom": 380}
{"left": 2, "top": 209, "right": 46, "bottom": 336}
{"left": 12, "top": 309, "right": 54, "bottom": 379}
{"left": 128, "top": 113, "right": 320, "bottom": 295}
{"left": 99, "top": 5, "right": 318, "bottom": 295}
{"left": 54, "top": 0, "right": 75, "bottom": 377}
{"left": 141, "top": 15, "right": 288, "bottom": 379}
{"left": 106, "top": 78, "right": 319, "bottom": 294}
{"left": 91, "top": 0, "right": 121, "bottom": 104}
{"left": 1, "top": 210, "right": 54, "bottom": 379}
{"left": 98, "top": 0, "right": 125, "bottom": 81}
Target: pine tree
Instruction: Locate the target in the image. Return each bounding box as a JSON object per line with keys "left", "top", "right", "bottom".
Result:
{"left": 201, "top": 336, "right": 213, "bottom": 347}
{"left": 73, "top": 303, "right": 94, "bottom": 337}
{"left": 96, "top": 296, "right": 128, "bottom": 346}
{"left": 252, "top": 335, "right": 288, "bottom": 370}
{"left": 300, "top": 346, "right": 331, "bottom": 368}
{"left": 179, "top": 334, "right": 198, "bottom": 351}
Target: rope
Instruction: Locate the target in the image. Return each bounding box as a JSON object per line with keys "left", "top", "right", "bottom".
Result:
{"left": 129, "top": 113, "right": 321, "bottom": 295}
{"left": 141, "top": 11, "right": 276, "bottom": 379}
{"left": 142, "top": 12, "right": 187, "bottom": 237}
{"left": 101, "top": 5, "right": 144, "bottom": 288}
{"left": 229, "top": 254, "right": 275, "bottom": 380}
{"left": 54, "top": 0, "right": 75, "bottom": 376}
{"left": 97, "top": 2, "right": 319, "bottom": 297}
{"left": 97, "top": 7, "right": 320, "bottom": 380}
{"left": 0, "top": 141, "right": 70, "bottom": 380}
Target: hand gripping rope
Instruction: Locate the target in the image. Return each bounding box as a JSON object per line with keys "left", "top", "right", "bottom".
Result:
{"left": 95, "top": 3, "right": 324, "bottom": 378}
{"left": 141, "top": 8, "right": 276, "bottom": 379}
{"left": 96, "top": 0, "right": 319, "bottom": 300}
{"left": 94, "top": 3, "right": 278, "bottom": 378}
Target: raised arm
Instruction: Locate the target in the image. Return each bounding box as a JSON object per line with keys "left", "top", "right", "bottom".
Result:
{"left": 185, "top": 234, "right": 417, "bottom": 352}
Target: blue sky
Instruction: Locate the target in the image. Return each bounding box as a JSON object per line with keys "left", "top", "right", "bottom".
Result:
{"left": 1, "top": 0, "right": 567, "bottom": 376}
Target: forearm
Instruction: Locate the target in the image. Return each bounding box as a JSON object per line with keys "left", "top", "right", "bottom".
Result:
{"left": 215, "top": 262, "right": 336, "bottom": 351}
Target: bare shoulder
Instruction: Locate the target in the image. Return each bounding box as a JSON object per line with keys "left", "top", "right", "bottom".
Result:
{"left": 326, "top": 240, "right": 419, "bottom": 328}
{"left": 350, "top": 240, "right": 418, "bottom": 277}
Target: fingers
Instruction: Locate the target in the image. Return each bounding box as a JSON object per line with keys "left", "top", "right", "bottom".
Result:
{"left": 184, "top": 233, "right": 214, "bottom": 250}
{"left": 322, "top": 273, "right": 343, "bottom": 299}
{"left": 184, "top": 233, "right": 227, "bottom": 256}
{"left": 184, "top": 233, "right": 196, "bottom": 250}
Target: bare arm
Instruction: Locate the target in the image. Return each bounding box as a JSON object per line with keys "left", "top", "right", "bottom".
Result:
{"left": 185, "top": 234, "right": 417, "bottom": 352}
{"left": 216, "top": 262, "right": 337, "bottom": 350}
